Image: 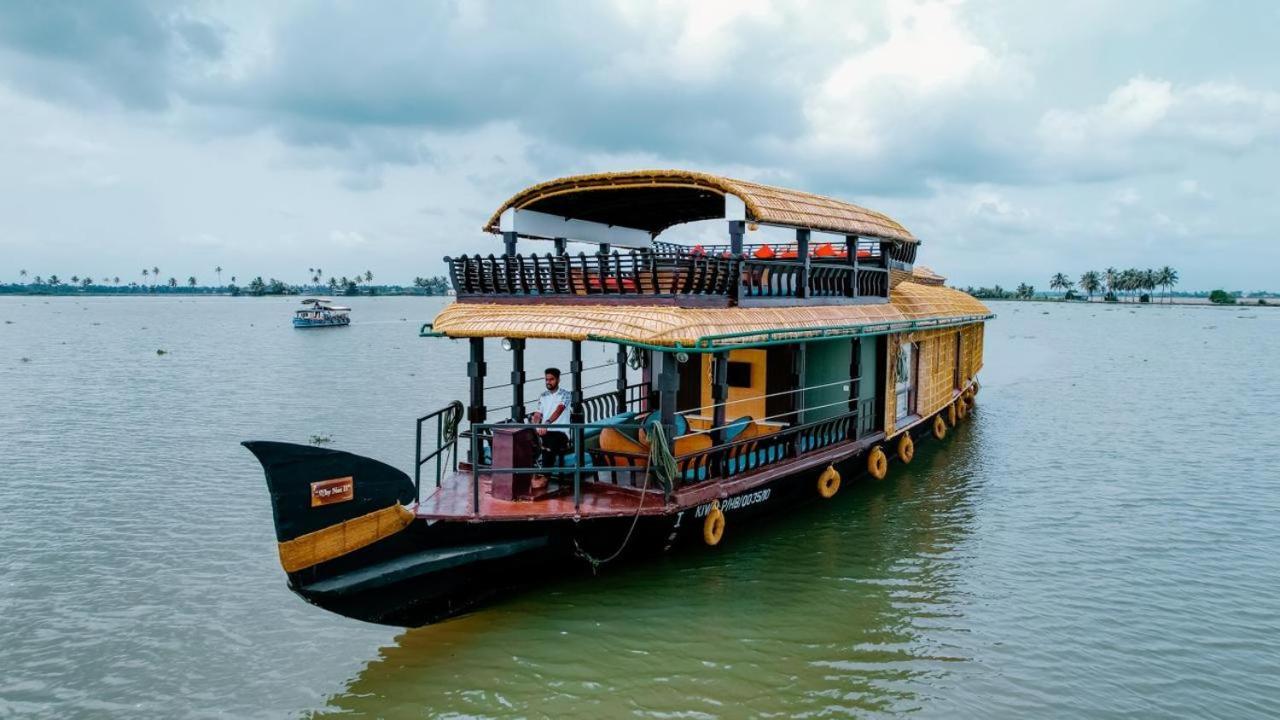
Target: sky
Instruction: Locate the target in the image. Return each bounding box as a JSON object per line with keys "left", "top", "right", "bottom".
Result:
{"left": 1, "top": 0, "right": 1277, "bottom": 290}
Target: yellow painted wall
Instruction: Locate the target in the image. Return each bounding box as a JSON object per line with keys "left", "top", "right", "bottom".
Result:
{"left": 700, "top": 348, "right": 767, "bottom": 421}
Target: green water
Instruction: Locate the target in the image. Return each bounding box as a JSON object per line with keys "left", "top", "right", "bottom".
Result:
{"left": 2, "top": 296, "right": 1278, "bottom": 718}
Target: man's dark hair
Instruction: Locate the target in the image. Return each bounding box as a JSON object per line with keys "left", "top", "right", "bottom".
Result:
{"left": 544, "top": 367, "right": 561, "bottom": 379}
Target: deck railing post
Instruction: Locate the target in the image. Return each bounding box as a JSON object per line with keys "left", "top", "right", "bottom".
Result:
{"left": 792, "top": 342, "right": 807, "bottom": 456}
{"left": 659, "top": 351, "right": 679, "bottom": 454}
{"left": 573, "top": 424, "right": 584, "bottom": 512}
{"left": 796, "top": 228, "right": 811, "bottom": 299}
{"left": 467, "top": 338, "right": 486, "bottom": 425}
{"left": 729, "top": 220, "right": 745, "bottom": 305}
{"left": 414, "top": 417, "right": 422, "bottom": 501}
{"left": 435, "top": 417, "right": 443, "bottom": 487}
{"left": 510, "top": 337, "right": 526, "bottom": 422}
{"left": 849, "top": 337, "right": 862, "bottom": 440}
{"left": 616, "top": 344, "right": 628, "bottom": 414}
{"left": 711, "top": 352, "right": 728, "bottom": 445}
{"left": 570, "top": 340, "right": 584, "bottom": 424}
{"left": 502, "top": 231, "right": 517, "bottom": 257}
{"left": 470, "top": 430, "right": 480, "bottom": 516}
{"left": 846, "top": 235, "right": 858, "bottom": 298}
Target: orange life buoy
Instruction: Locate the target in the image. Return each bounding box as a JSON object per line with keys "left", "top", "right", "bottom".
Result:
{"left": 867, "top": 446, "right": 888, "bottom": 480}
{"left": 898, "top": 433, "right": 915, "bottom": 463}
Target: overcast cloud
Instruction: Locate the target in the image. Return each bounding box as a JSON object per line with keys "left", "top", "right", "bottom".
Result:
{"left": 1, "top": 0, "right": 1277, "bottom": 289}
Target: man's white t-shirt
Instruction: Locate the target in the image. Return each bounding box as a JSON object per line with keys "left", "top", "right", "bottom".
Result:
{"left": 538, "top": 387, "right": 572, "bottom": 435}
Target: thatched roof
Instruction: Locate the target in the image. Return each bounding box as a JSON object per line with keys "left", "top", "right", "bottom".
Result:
{"left": 431, "top": 282, "right": 987, "bottom": 347}
{"left": 483, "top": 170, "right": 917, "bottom": 244}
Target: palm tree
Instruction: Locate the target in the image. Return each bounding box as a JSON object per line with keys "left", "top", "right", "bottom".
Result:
{"left": 364, "top": 270, "right": 373, "bottom": 284}
{"left": 82, "top": 277, "right": 93, "bottom": 288}
{"left": 70, "top": 275, "right": 80, "bottom": 285}
{"left": 19, "top": 269, "right": 27, "bottom": 284}
{"left": 47, "top": 274, "right": 61, "bottom": 286}
{"left": 230, "top": 275, "right": 236, "bottom": 285}
{"left": 168, "top": 277, "right": 177, "bottom": 288}
{"left": 1104, "top": 267, "right": 1118, "bottom": 299}
{"left": 1158, "top": 266, "right": 1178, "bottom": 303}
{"left": 1049, "top": 273, "right": 1073, "bottom": 296}
{"left": 142, "top": 268, "right": 149, "bottom": 285}
{"left": 215, "top": 266, "right": 223, "bottom": 286}
{"left": 1079, "top": 271, "right": 1101, "bottom": 301}
{"left": 113, "top": 276, "right": 120, "bottom": 286}
{"left": 188, "top": 276, "right": 197, "bottom": 288}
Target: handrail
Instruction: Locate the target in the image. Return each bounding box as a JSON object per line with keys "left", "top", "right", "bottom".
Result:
{"left": 414, "top": 401, "right": 464, "bottom": 501}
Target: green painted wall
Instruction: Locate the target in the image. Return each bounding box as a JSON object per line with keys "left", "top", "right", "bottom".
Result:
{"left": 803, "top": 340, "right": 853, "bottom": 423}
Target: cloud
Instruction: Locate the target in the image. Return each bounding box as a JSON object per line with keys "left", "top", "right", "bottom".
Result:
{"left": 1036, "top": 76, "right": 1280, "bottom": 180}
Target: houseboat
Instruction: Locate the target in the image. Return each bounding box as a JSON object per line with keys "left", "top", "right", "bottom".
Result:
{"left": 245, "top": 170, "right": 993, "bottom": 626}
{"left": 293, "top": 298, "right": 351, "bottom": 328}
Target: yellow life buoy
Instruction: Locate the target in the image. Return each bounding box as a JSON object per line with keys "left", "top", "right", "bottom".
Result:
{"left": 703, "top": 502, "right": 725, "bottom": 546}
{"left": 898, "top": 433, "right": 915, "bottom": 463}
{"left": 933, "top": 414, "right": 947, "bottom": 440}
{"left": 947, "top": 402, "right": 958, "bottom": 427}
{"left": 817, "top": 465, "right": 841, "bottom": 498}
{"left": 867, "top": 446, "right": 888, "bottom": 480}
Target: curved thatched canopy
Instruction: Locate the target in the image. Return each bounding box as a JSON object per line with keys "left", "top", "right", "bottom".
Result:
{"left": 483, "top": 170, "right": 917, "bottom": 244}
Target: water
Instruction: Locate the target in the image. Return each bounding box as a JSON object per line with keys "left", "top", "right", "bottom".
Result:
{"left": 2, "top": 296, "right": 1278, "bottom": 719}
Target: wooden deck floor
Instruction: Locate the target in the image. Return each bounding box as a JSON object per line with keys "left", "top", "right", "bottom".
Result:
{"left": 415, "top": 473, "right": 668, "bottom": 521}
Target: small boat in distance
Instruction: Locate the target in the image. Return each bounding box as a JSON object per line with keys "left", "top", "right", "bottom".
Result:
{"left": 293, "top": 298, "right": 351, "bottom": 328}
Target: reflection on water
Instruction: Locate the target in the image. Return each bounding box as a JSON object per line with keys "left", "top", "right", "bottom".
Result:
{"left": 314, "top": 437, "right": 980, "bottom": 718}
{"left": 3, "top": 297, "right": 1280, "bottom": 719}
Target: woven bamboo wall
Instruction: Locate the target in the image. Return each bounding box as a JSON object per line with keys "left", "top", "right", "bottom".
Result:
{"left": 959, "top": 323, "right": 985, "bottom": 381}
{"left": 883, "top": 325, "right": 980, "bottom": 435}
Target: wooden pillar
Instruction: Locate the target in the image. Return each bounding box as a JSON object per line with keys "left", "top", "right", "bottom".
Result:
{"left": 467, "top": 338, "right": 486, "bottom": 424}
{"left": 616, "top": 344, "right": 629, "bottom": 414}
{"left": 728, "top": 220, "right": 745, "bottom": 255}
{"left": 502, "top": 231, "right": 517, "bottom": 257}
{"left": 796, "top": 228, "right": 811, "bottom": 299}
{"left": 711, "top": 352, "right": 729, "bottom": 444}
{"left": 846, "top": 234, "right": 858, "bottom": 298}
{"left": 569, "top": 340, "right": 584, "bottom": 424}
{"left": 880, "top": 241, "right": 893, "bottom": 269}
{"left": 659, "top": 352, "right": 679, "bottom": 444}
{"left": 509, "top": 338, "right": 526, "bottom": 422}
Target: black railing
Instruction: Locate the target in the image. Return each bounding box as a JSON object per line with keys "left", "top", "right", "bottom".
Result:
{"left": 582, "top": 382, "right": 649, "bottom": 422}
{"left": 447, "top": 247, "right": 893, "bottom": 304}
{"left": 414, "top": 401, "right": 465, "bottom": 500}
{"left": 447, "top": 251, "right": 739, "bottom": 298}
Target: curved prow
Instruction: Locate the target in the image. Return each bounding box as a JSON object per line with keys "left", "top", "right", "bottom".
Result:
{"left": 242, "top": 441, "right": 416, "bottom": 574}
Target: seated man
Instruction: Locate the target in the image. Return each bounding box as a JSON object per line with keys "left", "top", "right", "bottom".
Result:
{"left": 529, "top": 367, "right": 572, "bottom": 469}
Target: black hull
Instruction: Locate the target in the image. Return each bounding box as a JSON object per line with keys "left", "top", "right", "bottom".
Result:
{"left": 284, "top": 421, "right": 946, "bottom": 627}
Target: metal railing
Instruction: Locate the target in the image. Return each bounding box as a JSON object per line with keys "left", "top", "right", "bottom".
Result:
{"left": 414, "top": 401, "right": 464, "bottom": 501}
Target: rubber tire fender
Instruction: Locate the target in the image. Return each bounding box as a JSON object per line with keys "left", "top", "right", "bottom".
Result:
{"left": 703, "top": 503, "right": 725, "bottom": 546}
{"left": 867, "top": 446, "right": 889, "bottom": 480}
{"left": 933, "top": 414, "right": 947, "bottom": 440}
{"left": 898, "top": 433, "right": 915, "bottom": 464}
{"left": 817, "top": 465, "right": 841, "bottom": 499}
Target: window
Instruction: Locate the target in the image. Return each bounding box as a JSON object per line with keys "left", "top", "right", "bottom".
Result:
{"left": 726, "top": 361, "right": 753, "bottom": 388}
{"left": 894, "top": 342, "right": 917, "bottom": 421}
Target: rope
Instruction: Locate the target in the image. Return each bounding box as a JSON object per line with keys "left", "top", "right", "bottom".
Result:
{"left": 571, "top": 421, "right": 679, "bottom": 572}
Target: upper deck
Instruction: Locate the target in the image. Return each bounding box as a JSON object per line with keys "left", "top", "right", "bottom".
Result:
{"left": 448, "top": 170, "right": 920, "bottom": 308}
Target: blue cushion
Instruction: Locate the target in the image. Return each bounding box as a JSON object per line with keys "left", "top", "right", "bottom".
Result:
{"left": 722, "top": 416, "right": 752, "bottom": 443}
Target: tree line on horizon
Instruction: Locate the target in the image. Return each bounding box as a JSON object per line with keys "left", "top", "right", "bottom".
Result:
{"left": 6, "top": 266, "right": 453, "bottom": 297}
{"left": 966, "top": 266, "right": 1182, "bottom": 303}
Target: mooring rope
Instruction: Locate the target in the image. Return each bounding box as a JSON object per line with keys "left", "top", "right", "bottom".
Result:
{"left": 572, "top": 423, "right": 676, "bottom": 572}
